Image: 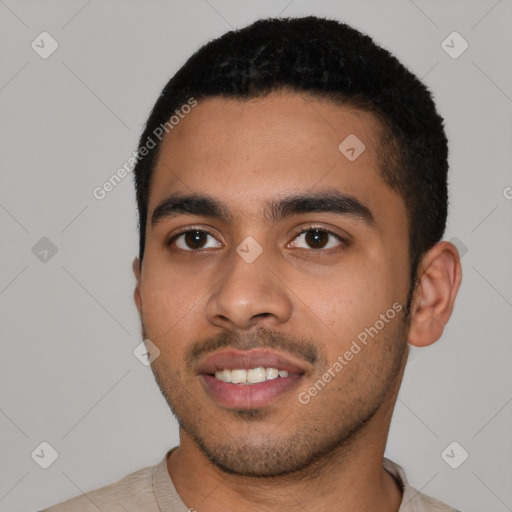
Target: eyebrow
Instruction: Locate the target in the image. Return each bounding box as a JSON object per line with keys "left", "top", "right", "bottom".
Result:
{"left": 151, "top": 190, "right": 375, "bottom": 228}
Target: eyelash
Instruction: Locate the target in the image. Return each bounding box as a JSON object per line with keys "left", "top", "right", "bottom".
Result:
{"left": 166, "top": 224, "right": 349, "bottom": 255}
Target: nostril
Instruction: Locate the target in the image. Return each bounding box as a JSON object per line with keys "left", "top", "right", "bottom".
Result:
{"left": 254, "top": 312, "right": 272, "bottom": 319}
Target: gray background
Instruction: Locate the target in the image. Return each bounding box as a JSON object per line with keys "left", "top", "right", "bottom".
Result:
{"left": 1, "top": 0, "right": 511, "bottom": 511}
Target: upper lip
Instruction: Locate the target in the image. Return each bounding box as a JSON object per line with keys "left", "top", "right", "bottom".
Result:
{"left": 197, "top": 348, "right": 310, "bottom": 375}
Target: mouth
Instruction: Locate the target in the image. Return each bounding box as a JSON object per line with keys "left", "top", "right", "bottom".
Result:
{"left": 197, "top": 349, "right": 309, "bottom": 409}
{"left": 213, "top": 367, "right": 290, "bottom": 384}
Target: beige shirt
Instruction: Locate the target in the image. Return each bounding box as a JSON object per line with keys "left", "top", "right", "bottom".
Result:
{"left": 40, "top": 448, "right": 460, "bottom": 511}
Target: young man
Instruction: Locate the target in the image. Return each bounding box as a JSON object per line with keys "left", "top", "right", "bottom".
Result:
{"left": 43, "top": 16, "right": 462, "bottom": 512}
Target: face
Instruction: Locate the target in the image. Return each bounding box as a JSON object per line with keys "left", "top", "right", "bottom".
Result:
{"left": 135, "top": 91, "right": 411, "bottom": 477}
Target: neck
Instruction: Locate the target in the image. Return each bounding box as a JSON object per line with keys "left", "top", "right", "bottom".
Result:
{"left": 167, "top": 385, "right": 403, "bottom": 512}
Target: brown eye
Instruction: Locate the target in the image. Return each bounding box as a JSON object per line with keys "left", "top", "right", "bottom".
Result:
{"left": 305, "top": 229, "right": 330, "bottom": 249}
{"left": 171, "top": 230, "right": 222, "bottom": 251}
{"left": 291, "top": 229, "right": 343, "bottom": 251}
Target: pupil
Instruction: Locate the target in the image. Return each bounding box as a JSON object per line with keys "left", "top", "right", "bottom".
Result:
{"left": 186, "top": 231, "right": 206, "bottom": 249}
{"left": 306, "top": 229, "right": 327, "bottom": 248}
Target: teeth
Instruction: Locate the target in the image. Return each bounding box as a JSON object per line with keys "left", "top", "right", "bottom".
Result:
{"left": 266, "top": 368, "right": 279, "bottom": 380}
{"left": 214, "top": 367, "right": 290, "bottom": 384}
{"left": 247, "top": 367, "right": 266, "bottom": 383}
{"left": 231, "top": 369, "right": 247, "bottom": 384}
{"left": 214, "top": 369, "right": 232, "bottom": 383}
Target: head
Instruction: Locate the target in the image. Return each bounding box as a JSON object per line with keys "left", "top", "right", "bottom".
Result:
{"left": 132, "top": 16, "right": 461, "bottom": 477}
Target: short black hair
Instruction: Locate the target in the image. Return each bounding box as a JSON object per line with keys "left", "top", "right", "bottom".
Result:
{"left": 133, "top": 15, "right": 448, "bottom": 305}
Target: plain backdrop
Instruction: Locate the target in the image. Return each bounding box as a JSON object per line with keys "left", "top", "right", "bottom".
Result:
{"left": 1, "top": 1, "right": 511, "bottom": 511}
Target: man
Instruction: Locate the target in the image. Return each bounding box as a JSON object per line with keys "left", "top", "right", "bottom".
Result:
{"left": 43, "top": 15, "right": 462, "bottom": 512}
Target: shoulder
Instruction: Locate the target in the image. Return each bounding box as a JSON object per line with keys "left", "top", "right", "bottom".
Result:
{"left": 39, "top": 463, "right": 157, "bottom": 512}
{"left": 406, "top": 488, "right": 462, "bottom": 512}
{"left": 383, "top": 458, "right": 461, "bottom": 512}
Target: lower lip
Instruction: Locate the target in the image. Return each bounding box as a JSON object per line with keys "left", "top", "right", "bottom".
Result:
{"left": 200, "top": 374, "right": 302, "bottom": 409}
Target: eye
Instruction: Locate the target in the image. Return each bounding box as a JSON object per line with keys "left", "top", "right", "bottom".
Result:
{"left": 170, "top": 230, "right": 222, "bottom": 251}
{"left": 289, "top": 228, "right": 345, "bottom": 251}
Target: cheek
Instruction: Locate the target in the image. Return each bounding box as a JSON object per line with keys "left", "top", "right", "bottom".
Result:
{"left": 295, "top": 256, "right": 397, "bottom": 350}
{"left": 139, "top": 259, "right": 206, "bottom": 343}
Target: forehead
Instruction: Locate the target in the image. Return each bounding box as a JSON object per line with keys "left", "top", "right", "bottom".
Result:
{"left": 148, "top": 91, "right": 404, "bottom": 229}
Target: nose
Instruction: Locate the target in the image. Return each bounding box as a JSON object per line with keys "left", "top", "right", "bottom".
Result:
{"left": 205, "top": 247, "right": 293, "bottom": 331}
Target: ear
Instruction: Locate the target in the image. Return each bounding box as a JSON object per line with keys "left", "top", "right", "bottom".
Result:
{"left": 407, "top": 241, "right": 462, "bottom": 347}
{"left": 132, "top": 257, "right": 142, "bottom": 315}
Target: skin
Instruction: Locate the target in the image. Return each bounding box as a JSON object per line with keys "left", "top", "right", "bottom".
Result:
{"left": 132, "top": 91, "right": 462, "bottom": 512}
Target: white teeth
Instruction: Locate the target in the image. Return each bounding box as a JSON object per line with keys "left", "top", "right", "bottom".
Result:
{"left": 231, "top": 369, "right": 247, "bottom": 384}
{"left": 214, "top": 369, "right": 232, "bottom": 383}
{"left": 213, "top": 367, "right": 290, "bottom": 384}
{"left": 221, "top": 369, "right": 232, "bottom": 382}
{"left": 247, "top": 367, "right": 266, "bottom": 383}
{"left": 266, "top": 368, "right": 279, "bottom": 380}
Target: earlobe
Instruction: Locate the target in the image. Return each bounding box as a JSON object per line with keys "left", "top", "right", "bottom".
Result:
{"left": 132, "top": 257, "right": 142, "bottom": 314}
{"left": 407, "top": 241, "right": 462, "bottom": 347}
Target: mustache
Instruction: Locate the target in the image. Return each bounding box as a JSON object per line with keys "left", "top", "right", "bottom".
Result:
{"left": 184, "top": 326, "right": 319, "bottom": 368}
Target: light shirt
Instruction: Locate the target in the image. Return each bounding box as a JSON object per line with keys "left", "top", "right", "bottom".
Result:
{"left": 40, "top": 448, "right": 461, "bottom": 511}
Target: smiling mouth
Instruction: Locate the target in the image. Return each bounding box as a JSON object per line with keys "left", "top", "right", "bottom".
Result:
{"left": 198, "top": 349, "right": 309, "bottom": 409}
{"left": 213, "top": 367, "right": 289, "bottom": 384}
